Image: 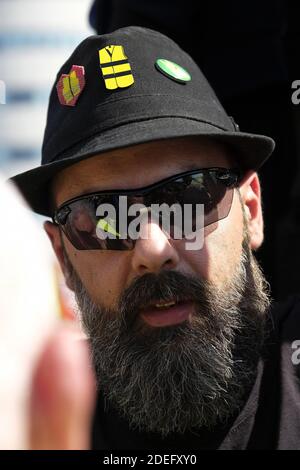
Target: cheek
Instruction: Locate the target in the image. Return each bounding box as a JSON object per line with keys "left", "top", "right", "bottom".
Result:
{"left": 180, "top": 193, "right": 244, "bottom": 287}
{"left": 67, "top": 245, "right": 130, "bottom": 309}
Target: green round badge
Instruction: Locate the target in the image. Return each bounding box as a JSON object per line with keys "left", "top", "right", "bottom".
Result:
{"left": 155, "top": 59, "right": 191, "bottom": 83}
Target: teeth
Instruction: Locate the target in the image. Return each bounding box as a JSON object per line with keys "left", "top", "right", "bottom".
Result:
{"left": 155, "top": 301, "right": 176, "bottom": 308}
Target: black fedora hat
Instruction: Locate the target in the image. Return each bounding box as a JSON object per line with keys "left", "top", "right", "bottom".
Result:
{"left": 10, "top": 26, "right": 275, "bottom": 217}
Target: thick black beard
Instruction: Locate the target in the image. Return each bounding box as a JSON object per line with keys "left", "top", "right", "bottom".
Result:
{"left": 65, "top": 242, "right": 270, "bottom": 437}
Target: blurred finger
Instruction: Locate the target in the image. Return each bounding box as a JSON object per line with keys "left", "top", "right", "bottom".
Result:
{"left": 30, "top": 325, "right": 96, "bottom": 450}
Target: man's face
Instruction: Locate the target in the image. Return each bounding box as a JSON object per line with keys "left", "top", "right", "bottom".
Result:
{"left": 52, "top": 137, "right": 250, "bottom": 309}
{"left": 46, "top": 136, "right": 269, "bottom": 436}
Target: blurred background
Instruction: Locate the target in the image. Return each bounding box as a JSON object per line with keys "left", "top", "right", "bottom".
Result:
{"left": 1, "top": 0, "right": 300, "bottom": 301}
{"left": 0, "top": 0, "right": 93, "bottom": 179}
{"left": 0, "top": 0, "right": 93, "bottom": 319}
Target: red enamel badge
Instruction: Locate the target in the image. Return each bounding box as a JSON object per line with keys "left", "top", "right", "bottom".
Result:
{"left": 56, "top": 65, "right": 86, "bottom": 107}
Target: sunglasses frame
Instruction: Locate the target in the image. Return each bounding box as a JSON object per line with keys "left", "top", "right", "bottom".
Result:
{"left": 53, "top": 167, "right": 241, "bottom": 228}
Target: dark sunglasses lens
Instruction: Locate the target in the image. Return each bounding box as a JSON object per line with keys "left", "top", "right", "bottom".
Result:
{"left": 186, "top": 172, "right": 234, "bottom": 230}
{"left": 62, "top": 198, "right": 135, "bottom": 251}
{"left": 148, "top": 172, "right": 234, "bottom": 235}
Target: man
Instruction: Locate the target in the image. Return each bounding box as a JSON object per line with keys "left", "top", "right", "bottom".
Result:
{"left": 10, "top": 27, "right": 300, "bottom": 449}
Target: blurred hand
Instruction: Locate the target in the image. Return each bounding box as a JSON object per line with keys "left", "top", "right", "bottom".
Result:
{"left": 30, "top": 325, "right": 95, "bottom": 450}
{"left": 0, "top": 178, "right": 95, "bottom": 449}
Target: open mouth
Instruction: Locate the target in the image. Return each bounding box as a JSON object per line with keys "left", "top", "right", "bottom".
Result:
{"left": 140, "top": 299, "right": 194, "bottom": 327}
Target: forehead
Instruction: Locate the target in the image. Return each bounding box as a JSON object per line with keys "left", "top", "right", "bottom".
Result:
{"left": 53, "top": 136, "right": 233, "bottom": 206}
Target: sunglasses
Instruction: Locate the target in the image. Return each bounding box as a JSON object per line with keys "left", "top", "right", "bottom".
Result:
{"left": 53, "top": 167, "right": 241, "bottom": 251}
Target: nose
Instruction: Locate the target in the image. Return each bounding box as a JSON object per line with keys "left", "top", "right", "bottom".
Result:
{"left": 130, "top": 221, "right": 180, "bottom": 275}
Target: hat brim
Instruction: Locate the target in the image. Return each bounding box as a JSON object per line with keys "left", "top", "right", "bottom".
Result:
{"left": 10, "top": 117, "right": 275, "bottom": 216}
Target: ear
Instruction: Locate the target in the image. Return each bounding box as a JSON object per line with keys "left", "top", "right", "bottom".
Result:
{"left": 239, "top": 171, "right": 263, "bottom": 250}
{"left": 44, "top": 221, "right": 74, "bottom": 291}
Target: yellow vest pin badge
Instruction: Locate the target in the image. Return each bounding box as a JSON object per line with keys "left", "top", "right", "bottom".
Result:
{"left": 99, "top": 45, "right": 134, "bottom": 90}
{"left": 56, "top": 65, "right": 86, "bottom": 106}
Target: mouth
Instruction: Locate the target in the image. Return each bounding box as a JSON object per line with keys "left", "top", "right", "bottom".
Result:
{"left": 140, "top": 299, "right": 194, "bottom": 327}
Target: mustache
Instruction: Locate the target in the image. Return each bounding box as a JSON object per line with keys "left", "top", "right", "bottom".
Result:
{"left": 118, "top": 270, "right": 211, "bottom": 328}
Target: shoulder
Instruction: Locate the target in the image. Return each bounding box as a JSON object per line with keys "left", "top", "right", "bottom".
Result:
{"left": 270, "top": 295, "right": 300, "bottom": 339}
{"left": 269, "top": 295, "right": 300, "bottom": 372}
